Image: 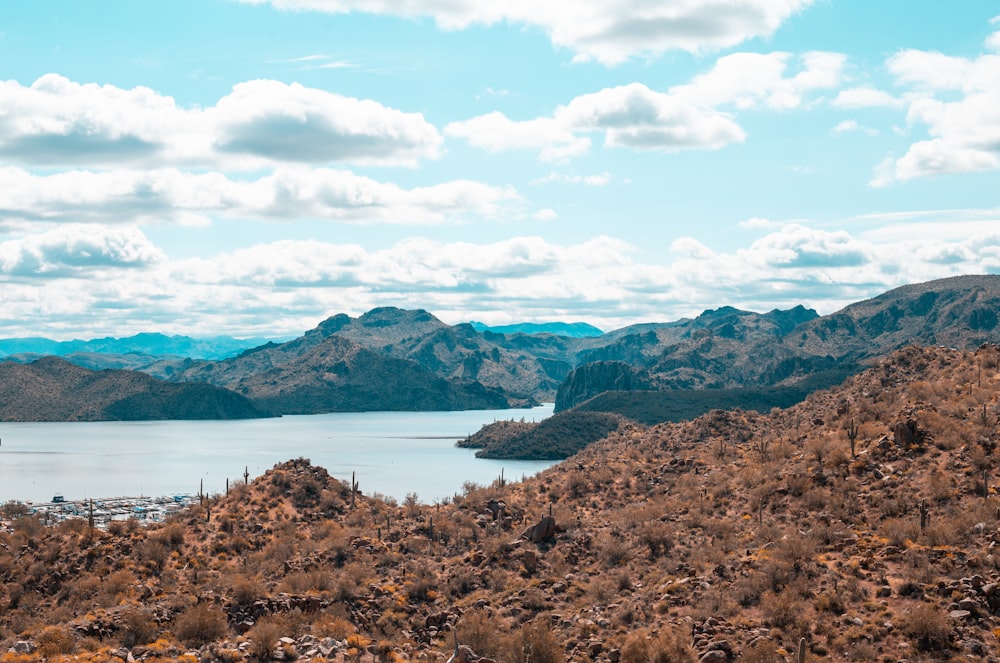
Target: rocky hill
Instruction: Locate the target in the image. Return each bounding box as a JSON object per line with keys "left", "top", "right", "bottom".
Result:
{"left": 4, "top": 344, "right": 1000, "bottom": 662}
{"left": 557, "top": 275, "right": 1000, "bottom": 411}
{"left": 0, "top": 357, "right": 270, "bottom": 421}
{"left": 171, "top": 308, "right": 575, "bottom": 407}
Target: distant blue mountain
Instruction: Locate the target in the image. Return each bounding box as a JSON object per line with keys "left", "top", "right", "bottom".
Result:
{"left": 0, "top": 332, "right": 276, "bottom": 361}
{"left": 469, "top": 321, "right": 604, "bottom": 338}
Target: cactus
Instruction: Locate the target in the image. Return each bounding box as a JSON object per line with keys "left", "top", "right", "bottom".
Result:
{"left": 919, "top": 498, "right": 930, "bottom": 532}
{"left": 846, "top": 418, "right": 859, "bottom": 458}
{"left": 797, "top": 637, "right": 806, "bottom": 663}
{"left": 88, "top": 498, "right": 94, "bottom": 532}
{"left": 244, "top": 466, "right": 250, "bottom": 484}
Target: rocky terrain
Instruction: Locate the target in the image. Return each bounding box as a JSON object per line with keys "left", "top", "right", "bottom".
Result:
{"left": 5, "top": 343, "right": 1000, "bottom": 661}
{"left": 0, "top": 357, "right": 269, "bottom": 421}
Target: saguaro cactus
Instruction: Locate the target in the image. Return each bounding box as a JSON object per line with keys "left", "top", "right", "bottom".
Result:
{"left": 846, "top": 418, "right": 859, "bottom": 458}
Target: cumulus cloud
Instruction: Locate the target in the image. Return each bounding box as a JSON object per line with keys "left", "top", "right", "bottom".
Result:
{"left": 444, "top": 112, "right": 590, "bottom": 162}
{"left": 871, "top": 43, "right": 1000, "bottom": 185}
{"left": 0, "top": 75, "right": 442, "bottom": 169}
{"left": 447, "top": 83, "right": 745, "bottom": 159}
{"left": 672, "top": 51, "right": 846, "bottom": 109}
{"left": 210, "top": 80, "right": 442, "bottom": 166}
{"left": 0, "top": 224, "right": 164, "bottom": 277}
{"left": 447, "top": 53, "right": 843, "bottom": 160}
{"left": 236, "top": 0, "right": 816, "bottom": 65}
{"left": 0, "top": 167, "right": 519, "bottom": 227}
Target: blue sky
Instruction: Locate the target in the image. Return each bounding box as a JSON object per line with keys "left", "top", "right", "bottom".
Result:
{"left": 1, "top": 0, "right": 999, "bottom": 339}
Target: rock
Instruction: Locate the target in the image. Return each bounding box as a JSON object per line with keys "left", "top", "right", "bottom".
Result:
{"left": 9, "top": 642, "right": 35, "bottom": 655}
{"left": 609, "top": 648, "right": 621, "bottom": 663}
{"left": 698, "top": 651, "right": 728, "bottom": 663}
{"left": 521, "top": 516, "right": 556, "bottom": 543}
{"left": 949, "top": 610, "right": 972, "bottom": 620}
{"left": 958, "top": 599, "right": 980, "bottom": 613}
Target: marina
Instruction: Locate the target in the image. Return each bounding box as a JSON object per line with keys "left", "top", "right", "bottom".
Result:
{"left": 4, "top": 494, "right": 199, "bottom": 530}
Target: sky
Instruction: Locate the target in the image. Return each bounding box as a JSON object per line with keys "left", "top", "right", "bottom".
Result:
{"left": 1, "top": 1, "right": 1000, "bottom": 340}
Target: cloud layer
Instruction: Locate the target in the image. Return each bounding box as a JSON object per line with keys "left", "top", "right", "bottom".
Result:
{"left": 4, "top": 218, "right": 997, "bottom": 339}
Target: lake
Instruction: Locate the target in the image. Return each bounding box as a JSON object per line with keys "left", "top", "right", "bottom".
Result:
{"left": 0, "top": 404, "right": 556, "bottom": 505}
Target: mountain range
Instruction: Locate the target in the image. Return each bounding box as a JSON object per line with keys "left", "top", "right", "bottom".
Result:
{"left": 1, "top": 274, "right": 999, "bottom": 422}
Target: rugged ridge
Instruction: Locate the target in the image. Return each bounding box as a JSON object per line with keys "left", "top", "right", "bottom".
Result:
{"left": 558, "top": 275, "right": 1000, "bottom": 411}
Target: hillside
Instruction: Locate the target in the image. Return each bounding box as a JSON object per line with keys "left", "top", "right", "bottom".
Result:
{"left": 170, "top": 308, "right": 574, "bottom": 406}
{"left": 0, "top": 357, "right": 270, "bottom": 421}
{"left": 557, "top": 274, "right": 1000, "bottom": 410}
{"left": 4, "top": 344, "right": 1000, "bottom": 662}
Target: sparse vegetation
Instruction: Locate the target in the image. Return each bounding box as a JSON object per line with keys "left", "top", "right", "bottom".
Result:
{"left": 3, "top": 344, "right": 1000, "bottom": 662}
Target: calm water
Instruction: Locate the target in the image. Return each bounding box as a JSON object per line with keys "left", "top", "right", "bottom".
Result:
{"left": 0, "top": 404, "right": 555, "bottom": 504}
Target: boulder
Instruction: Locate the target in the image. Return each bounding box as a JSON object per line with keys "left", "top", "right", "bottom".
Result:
{"left": 520, "top": 516, "right": 556, "bottom": 543}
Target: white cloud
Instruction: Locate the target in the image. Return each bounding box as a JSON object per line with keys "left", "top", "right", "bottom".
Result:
{"left": 0, "top": 167, "right": 520, "bottom": 227}
{"left": 447, "top": 82, "right": 746, "bottom": 159}
{"left": 0, "top": 224, "right": 164, "bottom": 277}
{"left": 531, "top": 172, "right": 612, "bottom": 186}
{"left": 988, "top": 31, "right": 1000, "bottom": 52}
{"left": 210, "top": 80, "right": 441, "bottom": 166}
{"left": 673, "top": 51, "right": 846, "bottom": 110}
{"left": 236, "top": 0, "right": 816, "bottom": 65}
{"left": 872, "top": 40, "right": 1000, "bottom": 185}
{"left": 444, "top": 112, "right": 590, "bottom": 161}
{"left": 832, "top": 86, "right": 904, "bottom": 109}
{"left": 832, "top": 119, "right": 877, "bottom": 136}
{"left": 533, "top": 209, "right": 558, "bottom": 221}
{"left": 448, "top": 53, "right": 844, "bottom": 160}
{"left": 0, "top": 75, "right": 442, "bottom": 169}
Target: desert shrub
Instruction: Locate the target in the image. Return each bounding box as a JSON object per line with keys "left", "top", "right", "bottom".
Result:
{"left": 455, "top": 609, "right": 506, "bottom": 660}
{"left": 36, "top": 625, "right": 76, "bottom": 657}
{"left": 280, "top": 570, "right": 333, "bottom": 594}
{"left": 881, "top": 517, "right": 919, "bottom": 548}
{"left": 740, "top": 639, "right": 783, "bottom": 663}
{"left": 120, "top": 606, "right": 159, "bottom": 648}
{"left": 173, "top": 601, "right": 229, "bottom": 647}
{"left": 620, "top": 627, "right": 694, "bottom": 663}
{"left": 246, "top": 615, "right": 286, "bottom": 661}
{"left": 230, "top": 577, "right": 267, "bottom": 607}
{"left": 405, "top": 564, "right": 438, "bottom": 603}
{"left": 104, "top": 569, "right": 137, "bottom": 599}
{"left": 447, "top": 569, "right": 480, "bottom": 597}
{"left": 597, "top": 531, "right": 631, "bottom": 567}
{"left": 902, "top": 603, "right": 952, "bottom": 651}
{"left": 505, "top": 621, "right": 563, "bottom": 663}
{"left": 137, "top": 539, "right": 169, "bottom": 571}
{"left": 638, "top": 521, "right": 673, "bottom": 560}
